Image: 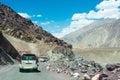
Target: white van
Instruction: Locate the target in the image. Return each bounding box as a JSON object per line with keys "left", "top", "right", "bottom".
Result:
{"left": 19, "top": 54, "right": 38, "bottom": 72}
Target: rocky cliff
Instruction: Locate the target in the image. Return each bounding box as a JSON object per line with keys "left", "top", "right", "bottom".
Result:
{"left": 0, "top": 31, "right": 19, "bottom": 64}
{"left": 0, "top": 3, "right": 74, "bottom": 60}
{"left": 62, "top": 19, "right": 120, "bottom": 48}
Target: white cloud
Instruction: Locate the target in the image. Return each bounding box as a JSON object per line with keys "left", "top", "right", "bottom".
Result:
{"left": 53, "top": 33, "right": 65, "bottom": 38}
{"left": 53, "top": 14, "right": 94, "bottom": 38}
{"left": 33, "top": 21, "right": 38, "bottom": 24}
{"left": 88, "top": 0, "right": 120, "bottom": 19}
{"left": 54, "top": 0, "right": 120, "bottom": 38}
{"left": 18, "top": 12, "right": 31, "bottom": 19}
{"left": 40, "top": 21, "right": 50, "bottom": 25}
{"left": 96, "top": 0, "right": 120, "bottom": 9}
{"left": 32, "top": 14, "right": 42, "bottom": 18}
{"left": 18, "top": 13, "right": 42, "bottom": 26}
{"left": 37, "top": 14, "right": 42, "bottom": 17}
{"left": 72, "top": 13, "right": 87, "bottom": 20}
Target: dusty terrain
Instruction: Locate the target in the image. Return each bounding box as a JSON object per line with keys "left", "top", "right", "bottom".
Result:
{"left": 73, "top": 48, "right": 120, "bottom": 65}
{"left": 0, "top": 62, "right": 71, "bottom": 80}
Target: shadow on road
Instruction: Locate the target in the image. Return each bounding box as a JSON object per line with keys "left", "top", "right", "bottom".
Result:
{"left": 20, "top": 69, "right": 41, "bottom": 73}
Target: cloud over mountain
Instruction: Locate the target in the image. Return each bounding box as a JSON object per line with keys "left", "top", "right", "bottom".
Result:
{"left": 18, "top": 12, "right": 31, "bottom": 19}
{"left": 54, "top": 0, "right": 120, "bottom": 38}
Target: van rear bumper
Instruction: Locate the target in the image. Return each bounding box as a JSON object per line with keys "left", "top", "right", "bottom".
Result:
{"left": 19, "top": 64, "right": 38, "bottom": 70}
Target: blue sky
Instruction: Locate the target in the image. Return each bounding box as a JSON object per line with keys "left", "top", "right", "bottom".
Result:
{"left": 1, "top": 0, "right": 120, "bottom": 38}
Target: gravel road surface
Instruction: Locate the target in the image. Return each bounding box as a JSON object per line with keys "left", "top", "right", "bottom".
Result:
{"left": 0, "top": 62, "right": 70, "bottom": 80}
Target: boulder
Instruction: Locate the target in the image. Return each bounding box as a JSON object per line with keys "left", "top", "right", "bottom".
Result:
{"left": 72, "top": 72, "right": 80, "bottom": 78}
{"left": 83, "top": 74, "right": 91, "bottom": 80}
{"left": 99, "top": 73, "right": 108, "bottom": 80}
{"left": 91, "top": 74, "right": 100, "bottom": 80}
{"left": 106, "top": 64, "right": 116, "bottom": 71}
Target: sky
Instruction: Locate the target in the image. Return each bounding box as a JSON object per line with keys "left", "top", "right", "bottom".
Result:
{"left": 0, "top": 0, "right": 120, "bottom": 38}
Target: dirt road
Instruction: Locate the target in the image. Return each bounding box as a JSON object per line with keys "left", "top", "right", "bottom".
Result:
{"left": 0, "top": 62, "right": 69, "bottom": 80}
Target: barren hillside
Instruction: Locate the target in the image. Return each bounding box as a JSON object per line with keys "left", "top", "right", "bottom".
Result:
{"left": 0, "top": 3, "right": 74, "bottom": 60}
{"left": 62, "top": 19, "right": 120, "bottom": 48}
{"left": 0, "top": 31, "right": 19, "bottom": 64}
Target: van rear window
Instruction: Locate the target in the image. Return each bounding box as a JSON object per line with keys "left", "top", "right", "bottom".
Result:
{"left": 22, "top": 55, "right": 36, "bottom": 60}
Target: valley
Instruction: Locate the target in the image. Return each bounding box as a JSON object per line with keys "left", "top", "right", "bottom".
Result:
{"left": 73, "top": 48, "right": 120, "bottom": 65}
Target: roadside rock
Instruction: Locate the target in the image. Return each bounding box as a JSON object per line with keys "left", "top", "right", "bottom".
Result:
{"left": 46, "top": 57, "right": 103, "bottom": 80}
{"left": 106, "top": 64, "right": 116, "bottom": 71}
{"left": 83, "top": 74, "right": 91, "bottom": 80}
{"left": 92, "top": 63, "right": 120, "bottom": 80}
{"left": 91, "top": 74, "right": 100, "bottom": 80}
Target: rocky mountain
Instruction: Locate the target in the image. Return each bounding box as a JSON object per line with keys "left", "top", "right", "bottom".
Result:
{"left": 0, "top": 31, "right": 19, "bottom": 64}
{"left": 0, "top": 3, "right": 74, "bottom": 60}
{"left": 62, "top": 19, "right": 120, "bottom": 48}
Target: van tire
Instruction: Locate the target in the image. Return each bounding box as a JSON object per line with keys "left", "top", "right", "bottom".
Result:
{"left": 19, "top": 68, "right": 23, "bottom": 72}
{"left": 34, "top": 68, "right": 38, "bottom": 71}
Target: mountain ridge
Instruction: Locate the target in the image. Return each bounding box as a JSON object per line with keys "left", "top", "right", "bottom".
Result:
{"left": 62, "top": 19, "right": 120, "bottom": 48}
{"left": 0, "top": 3, "right": 74, "bottom": 60}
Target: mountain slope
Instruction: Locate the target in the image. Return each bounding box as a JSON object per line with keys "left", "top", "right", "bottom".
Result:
{"left": 62, "top": 19, "right": 120, "bottom": 48}
{"left": 0, "top": 3, "right": 74, "bottom": 60}
{"left": 0, "top": 31, "right": 19, "bottom": 64}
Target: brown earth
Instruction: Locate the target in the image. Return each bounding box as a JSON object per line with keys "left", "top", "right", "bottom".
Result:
{"left": 73, "top": 48, "right": 120, "bottom": 65}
